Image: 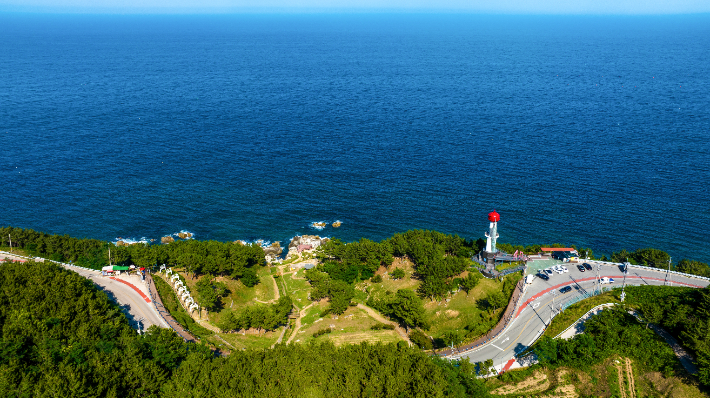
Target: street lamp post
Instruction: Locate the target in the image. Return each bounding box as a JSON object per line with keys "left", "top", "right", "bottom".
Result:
{"left": 664, "top": 257, "right": 672, "bottom": 286}
{"left": 8, "top": 234, "right": 11, "bottom": 253}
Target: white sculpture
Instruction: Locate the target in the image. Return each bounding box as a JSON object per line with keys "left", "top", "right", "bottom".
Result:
{"left": 166, "top": 268, "right": 173, "bottom": 276}
{"left": 189, "top": 303, "right": 199, "bottom": 312}
{"left": 181, "top": 291, "right": 191, "bottom": 301}
{"left": 171, "top": 273, "right": 180, "bottom": 282}
{"left": 177, "top": 286, "right": 186, "bottom": 295}
{"left": 159, "top": 265, "right": 166, "bottom": 273}
{"left": 185, "top": 297, "right": 195, "bottom": 306}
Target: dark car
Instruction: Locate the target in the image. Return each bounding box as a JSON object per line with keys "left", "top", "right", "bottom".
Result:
{"left": 577, "top": 264, "right": 585, "bottom": 272}
{"left": 560, "top": 286, "right": 572, "bottom": 294}
{"left": 619, "top": 263, "right": 628, "bottom": 272}
{"left": 583, "top": 263, "right": 592, "bottom": 270}
{"left": 537, "top": 272, "right": 549, "bottom": 281}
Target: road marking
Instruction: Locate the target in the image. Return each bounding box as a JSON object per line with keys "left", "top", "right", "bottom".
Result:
{"left": 502, "top": 337, "right": 509, "bottom": 343}
{"left": 490, "top": 343, "right": 504, "bottom": 351}
{"left": 533, "top": 302, "right": 540, "bottom": 309}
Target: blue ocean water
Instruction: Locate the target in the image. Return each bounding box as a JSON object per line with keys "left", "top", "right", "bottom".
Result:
{"left": 1, "top": 14, "right": 709, "bottom": 260}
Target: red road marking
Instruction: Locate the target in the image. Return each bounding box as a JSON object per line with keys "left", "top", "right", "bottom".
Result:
{"left": 502, "top": 358, "right": 516, "bottom": 372}
{"left": 109, "top": 277, "right": 151, "bottom": 303}
{"left": 516, "top": 275, "right": 704, "bottom": 318}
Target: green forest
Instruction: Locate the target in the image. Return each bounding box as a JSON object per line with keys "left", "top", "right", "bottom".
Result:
{"left": 0, "top": 260, "right": 489, "bottom": 397}
{"left": 534, "top": 285, "right": 710, "bottom": 388}
{"left": 0, "top": 226, "right": 266, "bottom": 286}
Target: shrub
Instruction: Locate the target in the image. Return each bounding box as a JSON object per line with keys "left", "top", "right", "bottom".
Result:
{"left": 371, "top": 274, "right": 383, "bottom": 283}
{"left": 312, "top": 327, "right": 333, "bottom": 338}
{"left": 409, "top": 329, "right": 433, "bottom": 350}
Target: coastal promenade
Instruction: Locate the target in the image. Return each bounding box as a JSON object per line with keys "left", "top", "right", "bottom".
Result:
{"left": 447, "top": 261, "right": 710, "bottom": 374}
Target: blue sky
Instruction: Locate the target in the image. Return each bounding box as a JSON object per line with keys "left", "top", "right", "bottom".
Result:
{"left": 1, "top": 0, "right": 709, "bottom": 14}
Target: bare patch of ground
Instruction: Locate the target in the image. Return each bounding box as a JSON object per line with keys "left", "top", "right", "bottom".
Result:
{"left": 490, "top": 370, "right": 549, "bottom": 396}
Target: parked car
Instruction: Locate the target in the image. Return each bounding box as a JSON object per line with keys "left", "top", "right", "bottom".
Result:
{"left": 537, "top": 272, "right": 550, "bottom": 281}
{"left": 554, "top": 267, "right": 564, "bottom": 274}
{"left": 583, "top": 263, "right": 592, "bottom": 270}
{"left": 600, "top": 277, "right": 615, "bottom": 284}
{"left": 577, "top": 264, "right": 585, "bottom": 272}
{"left": 561, "top": 266, "right": 569, "bottom": 273}
{"left": 544, "top": 268, "right": 553, "bottom": 275}
{"left": 560, "top": 286, "right": 572, "bottom": 294}
{"left": 619, "top": 263, "right": 629, "bottom": 272}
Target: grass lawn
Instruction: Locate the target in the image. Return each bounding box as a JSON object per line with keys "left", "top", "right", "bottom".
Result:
{"left": 495, "top": 261, "right": 525, "bottom": 272}
{"left": 168, "top": 265, "right": 279, "bottom": 328}
{"left": 542, "top": 291, "right": 621, "bottom": 338}
{"left": 280, "top": 268, "right": 312, "bottom": 305}
{"left": 294, "top": 305, "right": 404, "bottom": 346}
{"left": 424, "top": 276, "right": 505, "bottom": 339}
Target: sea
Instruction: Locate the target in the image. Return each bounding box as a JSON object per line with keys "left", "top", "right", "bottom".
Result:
{"left": 1, "top": 13, "right": 708, "bottom": 260}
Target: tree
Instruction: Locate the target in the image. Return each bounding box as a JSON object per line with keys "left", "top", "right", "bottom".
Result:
{"left": 442, "top": 330, "right": 463, "bottom": 349}
{"left": 640, "top": 302, "right": 664, "bottom": 328}
{"left": 677, "top": 259, "right": 710, "bottom": 277}
{"left": 485, "top": 291, "right": 508, "bottom": 311}
{"left": 390, "top": 268, "right": 405, "bottom": 280}
{"left": 460, "top": 273, "right": 481, "bottom": 295}
{"left": 409, "top": 329, "right": 433, "bottom": 350}
{"left": 195, "top": 277, "right": 229, "bottom": 311}
{"left": 389, "top": 289, "right": 427, "bottom": 330}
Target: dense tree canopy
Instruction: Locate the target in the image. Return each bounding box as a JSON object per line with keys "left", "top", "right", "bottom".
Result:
{"left": 0, "top": 260, "right": 488, "bottom": 397}
{"left": 0, "top": 227, "right": 266, "bottom": 285}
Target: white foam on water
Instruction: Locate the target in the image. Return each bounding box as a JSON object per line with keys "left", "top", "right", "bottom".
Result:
{"left": 170, "top": 230, "right": 195, "bottom": 240}
{"left": 310, "top": 221, "right": 327, "bottom": 230}
{"left": 113, "top": 237, "right": 149, "bottom": 245}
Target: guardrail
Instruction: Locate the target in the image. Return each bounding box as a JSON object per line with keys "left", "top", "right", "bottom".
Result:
{"left": 554, "top": 302, "right": 617, "bottom": 339}
{"left": 590, "top": 260, "right": 710, "bottom": 282}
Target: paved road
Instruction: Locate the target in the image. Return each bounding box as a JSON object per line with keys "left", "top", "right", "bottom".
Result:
{"left": 451, "top": 261, "right": 709, "bottom": 373}
{"left": 1, "top": 251, "right": 168, "bottom": 331}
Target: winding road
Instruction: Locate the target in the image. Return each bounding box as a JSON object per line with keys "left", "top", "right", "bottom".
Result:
{"left": 449, "top": 261, "right": 710, "bottom": 373}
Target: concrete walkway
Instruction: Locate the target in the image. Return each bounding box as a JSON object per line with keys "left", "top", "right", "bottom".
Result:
{"left": 145, "top": 274, "right": 197, "bottom": 342}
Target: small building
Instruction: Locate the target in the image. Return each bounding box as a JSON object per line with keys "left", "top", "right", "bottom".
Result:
{"left": 540, "top": 248, "right": 580, "bottom": 262}
{"left": 297, "top": 244, "right": 313, "bottom": 253}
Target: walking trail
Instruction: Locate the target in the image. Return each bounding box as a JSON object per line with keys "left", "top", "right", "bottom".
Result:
{"left": 357, "top": 303, "right": 412, "bottom": 346}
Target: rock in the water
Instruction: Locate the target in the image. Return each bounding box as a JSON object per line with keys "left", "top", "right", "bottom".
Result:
{"left": 116, "top": 240, "right": 129, "bottom": 247}
{"left": 332, "top": 221, "right": 342, "bottom": 228}
{"left": 161, "top": 236, "right": 175, "bottom": 244}
{"left": 177, "top": 232, "right": 193, "bottom": 239}
{"left": 233, "top": 240, "right": 245, "bottom": 245}
{"left": 311, "top": 222, "right": 327, "bottom": 229}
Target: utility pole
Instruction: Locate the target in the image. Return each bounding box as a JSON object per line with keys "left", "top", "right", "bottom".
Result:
{"left": 8, "top": 234, "right": 11, "bottom": 253}
{"left": 596, "top": 263, "right": 601, "bottom": 295}
{"left": 665, "top": 257, "right": 672, "bottom": 286}
{"left": 620, "top": 259, "right": 628, "bottom": 302}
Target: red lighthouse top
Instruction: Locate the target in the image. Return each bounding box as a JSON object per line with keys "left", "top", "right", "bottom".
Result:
{"left": 488, "top": 210, "right": 500, "bottom": 222}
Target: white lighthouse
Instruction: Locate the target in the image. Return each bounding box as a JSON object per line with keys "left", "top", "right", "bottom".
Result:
{"left": 485, "top": 210, "right": 500, "bottom": 255}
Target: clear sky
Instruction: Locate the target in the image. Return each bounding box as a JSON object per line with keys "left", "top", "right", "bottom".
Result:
{"left": 1, "top": 0, "right": 709, "bottom": 14}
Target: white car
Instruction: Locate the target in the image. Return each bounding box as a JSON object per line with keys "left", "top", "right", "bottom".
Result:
{"left": 561, "top": 266, "right": 569, "bottom": 273}
{"left": 554, "top": 267, "right": 564, "bottom": 274}
{"left": 600, "top": 277, "right": 615, "bottom": 284}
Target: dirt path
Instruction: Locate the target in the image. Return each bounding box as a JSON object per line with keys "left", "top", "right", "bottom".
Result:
{"left": 625, "top": 358, "right": 636, "bottom": 398}
{"left": 286, "top": 302, "right": 314, "bottom": 344}
{"left": 356, "top": 303, "right": 412, "bottom": 346}
{"left": 615, "top": 361, "right": 627, "bottom": 398}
